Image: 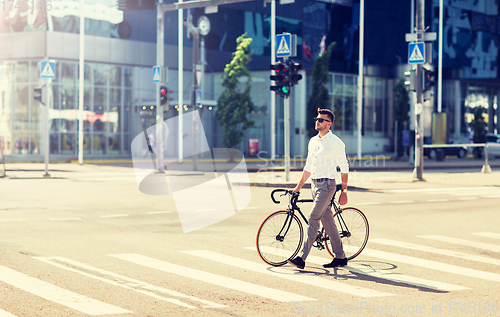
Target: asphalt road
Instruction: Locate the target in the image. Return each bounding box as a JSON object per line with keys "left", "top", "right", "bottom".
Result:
{"left": 0, "top": 165, "right": 499, "bottom": 316}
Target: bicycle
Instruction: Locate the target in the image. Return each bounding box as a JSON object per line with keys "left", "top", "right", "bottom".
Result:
{"left": 256, "top": 184, "right": 369, "bottom": 267}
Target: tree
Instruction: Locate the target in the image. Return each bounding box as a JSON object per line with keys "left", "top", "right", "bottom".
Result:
{"left": 216, "top": 33, "right": 255, "bottom": 158}
{"left": 306, "top": 43, "right": 335, "bottom": 137}
{"left": 393, "top": 78, "right": 410, "bottom": 157}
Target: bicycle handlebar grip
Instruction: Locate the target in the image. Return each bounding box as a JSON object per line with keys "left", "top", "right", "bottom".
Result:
{"left": 271, "top": 189, "right": 292, "bottom": 204}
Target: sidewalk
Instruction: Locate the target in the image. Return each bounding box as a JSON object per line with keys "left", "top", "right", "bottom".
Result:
{"left": 2, "top": 155, "right": 499, "bottom": 191}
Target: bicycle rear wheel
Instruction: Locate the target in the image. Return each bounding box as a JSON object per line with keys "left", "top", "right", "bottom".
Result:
{"left": 256, "top": 210, "right": 303, "bottom": 266}
{"left": 325, "top": 207, "right": 369, "bottom": 261}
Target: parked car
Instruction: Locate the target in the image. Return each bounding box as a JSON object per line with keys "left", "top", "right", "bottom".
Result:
{"left": 424, "top": 140, "right": 467, "bottom": 160}
{"left": 486, "top": 134, "right": 500, "bottom": 157}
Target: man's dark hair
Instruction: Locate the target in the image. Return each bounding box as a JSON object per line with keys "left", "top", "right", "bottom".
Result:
{"left": 317, "top": 108, "right": 335, "bottom": 122}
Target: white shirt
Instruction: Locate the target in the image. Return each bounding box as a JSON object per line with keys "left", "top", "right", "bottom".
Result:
{"left": 303, "top": 130, "right": 349, "bottom": 180}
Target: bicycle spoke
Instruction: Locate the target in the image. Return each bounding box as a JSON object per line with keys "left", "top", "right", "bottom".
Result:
{"left": 256, "top": 211, "right": 303, "bottom": 266}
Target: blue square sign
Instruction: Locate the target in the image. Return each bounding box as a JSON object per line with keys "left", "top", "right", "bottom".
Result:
{"left": 40, "top": 61, "right": 55, "bottom": 79}
{"left": 408, "top": 42, "right": 425, "bottom": 64}
{"left": 276, "top": 34, "right": 291, "bottom": 58}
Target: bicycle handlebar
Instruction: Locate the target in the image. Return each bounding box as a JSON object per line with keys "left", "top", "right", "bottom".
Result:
{"left": 271, "top": 189, "right": 296, "bottom": 204}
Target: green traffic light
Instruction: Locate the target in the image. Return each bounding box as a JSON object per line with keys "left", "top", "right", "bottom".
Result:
{"left": 281, "top": 86, "right": 290, "bottom": 94}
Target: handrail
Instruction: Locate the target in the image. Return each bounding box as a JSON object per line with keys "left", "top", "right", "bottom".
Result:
{"left": 422, "top": 142, "right": 500, "bottom": 173}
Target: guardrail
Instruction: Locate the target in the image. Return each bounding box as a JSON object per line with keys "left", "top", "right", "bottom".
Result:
{"left": 423, "top": 143, "right": 500, "bottom": 173}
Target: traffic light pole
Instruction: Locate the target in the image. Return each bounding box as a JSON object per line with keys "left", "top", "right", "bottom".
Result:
{"left": 414, "top": 0, "right": 425, "bottom": 181}
{"left": 43, "top": 77, "right": 50, "bottom": 177}
{"left": 156, "top": 1, "right": 165, "bottom": 173}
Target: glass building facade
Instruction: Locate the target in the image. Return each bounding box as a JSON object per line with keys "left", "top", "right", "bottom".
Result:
{"left": 1, "top": 0, "right": 500, "bottom": 160}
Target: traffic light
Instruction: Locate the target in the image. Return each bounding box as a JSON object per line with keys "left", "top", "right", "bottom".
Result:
{"left": 33, "top": 86, "right": 44, "bottom": 104}
{"left": 159, "top": 86, "right": 168, "bottom": 105}
{"left": 289, "top": 61, "right": 302, "bottom": 86}
{"left": 422, "top": 67, "right": 435, "bottom": 92}
{"left": 404, "top": 69, "right": 416, "bottom": 91}
{"left": 270, "top": 62, "right": 290, "bottom": 98}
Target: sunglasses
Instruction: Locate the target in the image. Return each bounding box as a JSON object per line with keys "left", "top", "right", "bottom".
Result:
{"left": 314, "top": 118, "right": 331, "bottom": 123}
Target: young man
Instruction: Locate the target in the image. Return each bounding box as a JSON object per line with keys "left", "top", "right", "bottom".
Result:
{"left": 288, "top": 108, "right": 349, "bottom": 269}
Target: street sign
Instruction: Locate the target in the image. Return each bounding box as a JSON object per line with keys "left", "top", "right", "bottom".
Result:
{"left": 408, "top": 42, "right": 425, "bottom": 64}
{"left": 153, "top": 66, "right": 161, "bottom": 83}
{"left": 405, "top": 32, "right": 437, "bottom": 42}
{"left": 276, "top": 33, "right": 291, "bottom": 58}
{"left": 40, "top": 61, "right": 55, "bottom": 79}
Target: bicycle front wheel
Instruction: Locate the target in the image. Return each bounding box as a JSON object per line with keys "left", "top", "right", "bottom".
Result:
{"left": 325, "top": 207, "right": 369, "bottom": 261}
{"left": 256, "top": 210, "right": 303, "bottom": 266}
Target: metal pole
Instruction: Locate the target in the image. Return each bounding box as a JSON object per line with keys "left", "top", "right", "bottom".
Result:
{"left": 178, "top": 3, "right": 184, "bottom": 162}
{"left": 270, "top": 0, "right": 276, "bottom": 161}
{"left": 44, "top": 77, "right": 50, "bottom": 177}
{"left": 415, "top": 0, "right": 425, "bottom": 180}
{"left": 409, "top": 0, "right": 415, "bottom": 164}
{"left": 191, "top": 17, "right": 200, "bottom": 171}
{"left": 156, "top": 1, "right": 165, "bottom": 173}
{"left": 201, "top": 35, "right": 205, "bottom": 99}
{"left": 437, "top": 0, "right": 443, "bottom": 113}
{"left": 356, "top": 0, "right": 364, "bottom": 160}
{"left": 284, "top": 95, "right": 290, "bottom": 182}
{"left": 78, "top": 0, "right": 84, "bottom": 165}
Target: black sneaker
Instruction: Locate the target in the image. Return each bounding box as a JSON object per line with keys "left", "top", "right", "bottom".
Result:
{"left": 287, "top": 257, "right": 305, "bottom": 269}
{"left": 323, "top": 258, "right": 348, "bottom": 268}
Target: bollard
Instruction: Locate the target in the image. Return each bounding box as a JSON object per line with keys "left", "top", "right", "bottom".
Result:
{"left": 481, "top": 144, "right": 491, "bottom": 173}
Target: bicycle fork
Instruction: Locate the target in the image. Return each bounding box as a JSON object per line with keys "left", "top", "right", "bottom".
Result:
{"left": 276, "top": 210, "right": 295, "bottom": 242}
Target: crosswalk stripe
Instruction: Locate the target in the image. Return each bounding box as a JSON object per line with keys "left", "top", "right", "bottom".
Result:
{"left": 34, "top": 256, "right": 225, "bottom": 309}
{"left": 370, "top": 238, "right": 500, "bottom": 266}
{"left": 109, "top": 253, "right": 315, "bottom": 302}
{"left": 418, "top": 235, "right": 500, "bottom": 253}
{"left": 0, "top": 309, "right": 17, "bottom": 317}
{"left": 359, "top": 248, "right": 500, "bottom": 283}
{"left": 245, "top": 246, "right": 467, "bottom": 292}
{"left": 472, "top": 232, "right": 500, "bottom": 240}
{"left": 303, "top": 254, "right": 469, "bottom": 292}
{"left": 181, "top": 250, "right": 393, "bottom": 298}
{"left": 0, "top": 264, "right": 130, "bottom": 315}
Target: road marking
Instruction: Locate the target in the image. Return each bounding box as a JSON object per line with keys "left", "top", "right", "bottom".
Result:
{"left": 100, "top": 214, "right": 129, "bottom": 218}
{"left": 370, "top": 238, "right": 500, "bottom": 266}
{"left": 146, "top": 211, "right": 173, "bottom": 214}
{"left": 458, "top": 197, "right": 477, "bottom": 200}
{"left": 483, "top": 195, "right": 500, "bottom": 198}
{"left": 389, "top": 201, "right": 414, "bottom": 204}
{"left": 0, "top": 309, "right": 17, "bottom": 317}
{"left": 418, "top": 235, "right": 500, "bottom": 253}
{"left": 358, "top": 248, "right": 500, "bottom": 283}
{"left": 426, "top": 199, "right": 449, "bottom": 203}
{"left": 34, "top": 256, "right": 224, "bottom": 309}
{"left": 49, "top": 218, "right": 82, "bottom": 221}
{"left": 305, "top": 254, "right": 468, "bottom": 292}
{"left": 0, "top": 264, "right": 130, "bottom": 315}
{"left": 109, "top": 253, "right": 315, "bottom": 302}
{"left": 473, "top": 232, "right": 500, "bottom": 240}
{"left": 0, "top": 219, "right": 26, "bottom": 222}
{"left": 245, "top": 246, "right": 466, "bottom": 292}
{"left": 182, "top": 250, "right": 393, "bottom": 298}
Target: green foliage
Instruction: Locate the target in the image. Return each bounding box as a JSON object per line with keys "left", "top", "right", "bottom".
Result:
{"left": 393, "top": 78, "right": 410, "bottom": 156}
{"left": 216, "top": 33, "right": 255, "bottom": 150}
{"left": 306, "top": 43, "right": 335, "bottom": 137}
{"left": 472, "top": 106, "right": 487, "bottom": 143}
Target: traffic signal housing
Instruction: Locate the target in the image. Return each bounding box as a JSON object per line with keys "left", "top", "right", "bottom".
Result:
{"left": 33, "top": 86, "right": 44, "bottom": 105}
{"left": 422, "top": 67, "right": 435, "bottom": 92}
{"left": 404, "top": 69, "right": 416, "bottom": 91}
{"left": 290, "top": 61, "right": 302, "bottom": 86}
{"left": 159, "top": 86, "right": 168, "bottom": 105}
{"left": 270, "top": 62, "right": 290, "bottom": 98}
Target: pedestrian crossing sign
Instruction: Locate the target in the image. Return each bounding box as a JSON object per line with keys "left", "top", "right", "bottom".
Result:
{"left": 276, "top": 34, "right": 291, "bottom": 58}
{"left": 408, "top": 42, "right": 425, "bottom": 64}
{"left": 40, "top": 61, "right": 55, "bottom": 79}
{"left": 153, "top": 66, "right": 161, "bottom": 83}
